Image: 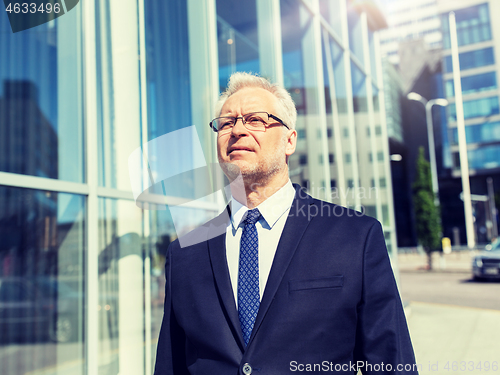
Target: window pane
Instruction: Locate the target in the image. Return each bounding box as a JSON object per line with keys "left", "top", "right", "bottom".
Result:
{"left": 448, "top": 96, "right": 500, "bottom": 121}
{"left": 281, "top": 0, "right": 306, "bottom": 115}
{"left": 0, "top": 7, "right": 84, "bottom": 183}
{"left": 351, "top": 62, "right": 367, "bottom": 113}
{"left": 0, "top": 187, "right": 85, "bottom": 375}
{"left": 97, "top": 1, "right": 142, "bottom": 190}
{"left": 145, "top": 0, "right": 191, "bottom": 139}
{"left": 217, "top": 0, "right": 259, "bottom": 89}
{"left": 445, "top": 72, "right": 497, "bottom": 97}
{"left": 450, "top": 121, "right": 500, "bottom": 145}
{"left": 442, "top": 3, "right": 492, "bottom": 49}
{"left": 444, "top": 47, "right": 495, "bottom": 73}
{"left": 466, "top": 144, "right": 500, "bottom": 170}
{"left": 369, "top": 32, "right": 378, "bottom": 85}
{"left": 281, "top": 0, "right": 328, "bottom": 198}
{"left": 98, "top": 198, "right": 144, "bottom": 375}
{"left": 330, "top": 39, "right": 348, "bottom": 114}
{"left": 347, "top": 7, "right": 364, "bottom": 67}
{"left": 319, "top": 0, "right": 343, "bottom": 39}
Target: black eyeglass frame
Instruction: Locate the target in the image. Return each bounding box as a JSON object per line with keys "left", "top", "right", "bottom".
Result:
{"left": 209, "top": 111, "right": 290, "bottom": 133}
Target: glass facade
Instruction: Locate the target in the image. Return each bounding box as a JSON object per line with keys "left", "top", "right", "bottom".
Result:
{"left": 442, "top": 3, "right": 491, "bottom": 49}
{"left": 0, "top": 1, "right": 396, "bottom": 374}
{"left": 144, "top": 1, "right": 192, "bottom": 139}
{"left": 97, "top": 197, "right": 145, "bottom": 374}
{"left": 444, "top": 47, "right": 495, "bottom": 73}
{"left": 347, "top": 8, "right": 365, "bottom": 67}
{"left": 448, "top": 96, "right": 500, "bottom": 121}
{"left": 445, "top": 72, "right": 497, "bottom": 97}
{"left": 319, "top": 0, "right": 343, "bottom": 38}
{"left": 217, "top": 0, "right": 260, "bottom": 88}
{"left": 440, "top": 0, "right": 500, "bottom": 183}
{"left": 0, "top": 6, "right": 84, "bottom": 183}
{"left": 451, "top": 121, "right": 500, "bottom": 145}
{"left": 0, "top": 187, "right": 85, "bottom": 375}
{"left": 325, "top": 36, "right": 348, "bottom": 114}
{"left": 351, "top": 62, "right": 367, "bottom": 112}
{"left": 463, "top": 144, "right": 500, "bottom": 170}
{"left": 377, "top": 0, "right": 442, "bottom": 65}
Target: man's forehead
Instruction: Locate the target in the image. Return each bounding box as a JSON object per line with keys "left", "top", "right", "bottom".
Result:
{"left": 221, "top": 87, "right": 278, "bottom": 114}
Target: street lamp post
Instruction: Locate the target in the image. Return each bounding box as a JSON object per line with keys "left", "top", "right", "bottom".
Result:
{"left": 407, "top": 92, "right": 448, "bottom": 201}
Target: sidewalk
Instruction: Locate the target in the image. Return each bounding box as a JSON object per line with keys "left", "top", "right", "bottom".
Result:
{"left": 398, "top": 250, "right": 500, "bottom": 374}
{"left": 406, "top": 302, "right": 500, "bottom": 375}
{"left": 397, "top": 250, "right": 477, "bottom": 273}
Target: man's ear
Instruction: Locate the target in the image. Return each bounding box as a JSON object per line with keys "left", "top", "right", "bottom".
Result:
{"left": 285, "top": 129, "right": 297, "bottom": 157}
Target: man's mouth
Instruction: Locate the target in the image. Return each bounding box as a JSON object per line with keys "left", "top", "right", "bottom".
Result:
{"left": 229, "top": 147, "right": 252, "bottom": 154}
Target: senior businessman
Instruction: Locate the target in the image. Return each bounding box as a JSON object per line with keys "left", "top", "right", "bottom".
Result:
{"left": 154, "top": 72, "right": 418, "bottom": 375}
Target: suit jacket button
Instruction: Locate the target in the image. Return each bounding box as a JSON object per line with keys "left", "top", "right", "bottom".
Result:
{"left": 242, "top": 363, "right": 252, "bottom": 374}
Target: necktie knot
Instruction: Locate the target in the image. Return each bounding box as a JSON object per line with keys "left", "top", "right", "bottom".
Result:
{"left": 244, "top": 208, "right": 261, "bottom": 226}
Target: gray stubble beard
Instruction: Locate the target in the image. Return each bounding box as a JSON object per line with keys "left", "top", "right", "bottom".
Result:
{"left": 218, "top": 135, "right": 288, "bottom": 189}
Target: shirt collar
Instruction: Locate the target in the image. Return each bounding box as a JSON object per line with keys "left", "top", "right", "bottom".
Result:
{"left": 230, "top": 180, "right": 295, "bottom": 231}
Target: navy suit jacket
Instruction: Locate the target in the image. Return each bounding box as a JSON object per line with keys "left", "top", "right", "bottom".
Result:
{"left": 154, "top": 185, "right": 417, "bottom": 374}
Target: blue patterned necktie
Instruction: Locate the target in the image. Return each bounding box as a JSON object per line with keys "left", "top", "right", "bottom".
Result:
{"left": 238, "top": 208, "right": 261, "bottom": 346}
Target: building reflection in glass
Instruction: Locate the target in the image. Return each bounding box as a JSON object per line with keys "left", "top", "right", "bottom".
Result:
{"left": 0, "top": 186, "right": 85, "bottom": 375}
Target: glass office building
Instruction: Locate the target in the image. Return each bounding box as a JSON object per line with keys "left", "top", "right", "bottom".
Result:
{"left": 440, "top": 0, "right": 500, "bottom": 176}
{"left": 378, "top": 0, "right": 443, "bottom": 65}
{"left": 0, "top": 1, "right": 395, "bottom": 374}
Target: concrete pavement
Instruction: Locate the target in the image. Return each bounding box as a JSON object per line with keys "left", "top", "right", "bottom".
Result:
{"left": 405, "top": 302, "right": 500, "bottom": 375}
{"left": 398, "top": 250, "right": 476, "bottom": 273}
{"left": 397, "top": 250, "right": 500, "bottom": 375}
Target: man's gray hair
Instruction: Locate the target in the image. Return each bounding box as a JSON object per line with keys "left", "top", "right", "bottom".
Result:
{"left": 214, "top": 72, "right": 297, "bottom": 130}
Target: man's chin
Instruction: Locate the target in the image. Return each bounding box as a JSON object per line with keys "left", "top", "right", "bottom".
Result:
{"left": 218, "top": 161, "right": 243, "bottom": 180}
{"left": 220, "top": 160, "right": 255, "bottom": 179}
{"left": 232, "top": 162, "right": 258, "bottom": 176}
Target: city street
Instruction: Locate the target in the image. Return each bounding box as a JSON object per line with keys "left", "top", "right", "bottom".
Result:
{"left": 399, "top": 271, "right": 500, "bottom": 310}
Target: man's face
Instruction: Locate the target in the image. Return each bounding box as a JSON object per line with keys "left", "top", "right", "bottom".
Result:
{"left": 216, "top": 87, "right": 296, "bottom": 183}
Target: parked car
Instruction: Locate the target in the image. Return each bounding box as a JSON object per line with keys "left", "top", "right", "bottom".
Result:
{"left": 472, "top": 239, "right": 500, "bottom": 280}
{"left": 0, "top": 277, "right": 82, "bottom": 343}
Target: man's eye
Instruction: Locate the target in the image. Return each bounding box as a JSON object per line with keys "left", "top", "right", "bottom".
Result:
{"left": 246, "top": 116, "right": 265, "bottom": 124}
{"left": 220, "top": 119, "right": 234, "bottom": 128}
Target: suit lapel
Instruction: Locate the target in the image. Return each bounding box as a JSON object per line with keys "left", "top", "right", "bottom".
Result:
{"left": 207, "top": 206, "right": 246, "bottom": 351}
{"left": 248, "top": 186, "right": 314, "bottom": 346}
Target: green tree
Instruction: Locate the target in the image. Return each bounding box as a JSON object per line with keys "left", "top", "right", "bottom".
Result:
{"left": 412, "top": 147, "right": 442, "bottom": 270}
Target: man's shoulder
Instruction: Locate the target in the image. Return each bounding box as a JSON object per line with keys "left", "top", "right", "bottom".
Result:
{"left": 292, "top": 185, "right": 380, "bottom": 228}
{"left": 167, "top": 206, "right": 229, "bottom": 253}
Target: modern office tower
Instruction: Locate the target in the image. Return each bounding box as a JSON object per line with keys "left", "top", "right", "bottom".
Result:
{"left": 388, "top": 38, "right": 446, "bottom": 247}
{"left": 377, "top": 0, "right": 442, "bottom": 65}
{"left": 374, "top": 0, "right": 446, "bottom": 247}
{"left": 377, "top": 0, "right": 499, "bottom": 245}
{"left": 437, "top": 0, "right": 500, "bottom": 244}
{"left": 0, "top": 1, "right": 396, "bottom": 374}
{"left": 382, "top": 59, "right": 420, "bottom": 247}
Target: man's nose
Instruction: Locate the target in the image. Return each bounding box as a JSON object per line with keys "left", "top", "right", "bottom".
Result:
{"left": 230, "top": 117, "right": 249, "bottom": 136}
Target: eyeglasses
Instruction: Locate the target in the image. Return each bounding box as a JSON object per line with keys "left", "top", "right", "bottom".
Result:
{"left": 209, "top": 111, "right": 290, "bottom": 135}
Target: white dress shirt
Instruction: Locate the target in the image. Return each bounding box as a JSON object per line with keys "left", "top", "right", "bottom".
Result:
{"left": 226, "top": 180, "right": 296, "bottom": 307}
